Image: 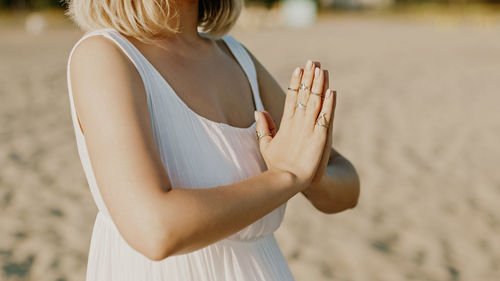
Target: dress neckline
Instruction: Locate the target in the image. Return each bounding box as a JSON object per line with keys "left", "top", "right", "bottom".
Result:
{"left": 107, "top": 29, "right": 258, "bottom": 131}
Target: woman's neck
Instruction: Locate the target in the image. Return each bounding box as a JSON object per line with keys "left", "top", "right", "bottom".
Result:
{"left": 125, "top": 0, "right": 214, "bottom": 56}
{"left": 164, "top": 0, "right": 205, "bottom": 46}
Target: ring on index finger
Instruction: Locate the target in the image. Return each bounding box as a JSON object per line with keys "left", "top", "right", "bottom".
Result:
{"left": 287, "top": 87, "right": 299, "bottom": 94}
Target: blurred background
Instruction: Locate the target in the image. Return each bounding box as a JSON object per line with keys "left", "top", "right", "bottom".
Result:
{"left": 1, "top": 0, "right": 499, "bottom": 280}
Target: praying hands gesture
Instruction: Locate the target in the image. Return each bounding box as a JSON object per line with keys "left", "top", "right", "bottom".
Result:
{"left": 254, "top": 60, "right": 336, "bottom": 191}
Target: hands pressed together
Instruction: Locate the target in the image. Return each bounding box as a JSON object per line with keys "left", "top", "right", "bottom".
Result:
{"left": 254, "top": 60, "right": 337, "bottom": 190}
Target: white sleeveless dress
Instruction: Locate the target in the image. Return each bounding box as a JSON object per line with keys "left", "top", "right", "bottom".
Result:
{"left": 66, "top": 28, "right": 294, "bottom": 281}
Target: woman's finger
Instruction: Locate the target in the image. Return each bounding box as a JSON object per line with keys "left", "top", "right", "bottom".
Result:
{"left": 323, "top": 69, "right": 330, "bottom": 102}
{"left": 281, "top": 67, "right": 302, "bottom": 127}
{"left": 254, "top": 111, "right": 273, "bottom": 151}
{"left": 322, "top": 69, "right": 332, "bottom": 142}
{"left": 326, "top": 93, "right": 335, "bottom": 144}
{"left": 302, "top": 61, "right": 321, "bottom": 107}
{"left": 295, "top": 60, "right": 315, "bottom": 118}
{"left": 304, "top": 67, "right": 325, "bottom": 130}
{"left": 313, "top": 89, "right": 337, "bottom": 137}
{"left": 317, "top": 69, "right": 330, "bottom": 123}
{"left": 261, "top": 110, "right": 277, "bottom": 137}
{"left": 326, "top": 89, "right": 336, "bottom": 144}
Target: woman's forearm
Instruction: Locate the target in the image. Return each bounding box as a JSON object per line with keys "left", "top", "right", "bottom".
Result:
{"left": 302, "top": 154, "right": 360, "bottom": 214}
{"left": 147, "top": 168, "right": 301, "bottom": 260}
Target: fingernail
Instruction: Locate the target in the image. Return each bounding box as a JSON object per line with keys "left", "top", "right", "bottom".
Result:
{"left": 294, "top": 67, "right": 300, "bottom": 76}
{"left": 314, "top": 67, "right": 319, "bottom": 78}
{"left": 254, "top": 111, "right": 259, "bottom": 122}
{"left": 326, "top": 89, "right": 332, "bottom": 98}
{"left": 306, "top": 60, "right": 312, "bottom": 69}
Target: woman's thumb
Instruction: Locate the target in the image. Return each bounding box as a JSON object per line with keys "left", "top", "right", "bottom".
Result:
{"left": 254, "top": 111, "right": 272, "bottom": 149}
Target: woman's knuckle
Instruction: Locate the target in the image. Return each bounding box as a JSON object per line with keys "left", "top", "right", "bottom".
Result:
{"left": 309, "top": 97, "right": 320, "bottom": 109}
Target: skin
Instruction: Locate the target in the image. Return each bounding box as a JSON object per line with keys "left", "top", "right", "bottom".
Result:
{"left": 250, "top": 56, "right": 360, "bottom": 213}
{"left": 69, "top": 0, "right": 359, "bottom": 261}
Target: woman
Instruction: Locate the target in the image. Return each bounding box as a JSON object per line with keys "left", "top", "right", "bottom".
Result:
{"left": 65, "top": 0, "right": 360, "bottom": 280}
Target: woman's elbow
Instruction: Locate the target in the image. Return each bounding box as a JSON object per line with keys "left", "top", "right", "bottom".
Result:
{"left": 346, "top": 174, "right": 361, "bottom": 210}
{"left": 122, "top": 213, "right": 179, "bottom": 261}
{"left": 323, "top": 178, "right": 360, "bottom": 214}
{"left": 142, "top": 246, "right": 172, "bottom": 262}
{"left": 138, "top": 228, "right": 178, "bottom": 261}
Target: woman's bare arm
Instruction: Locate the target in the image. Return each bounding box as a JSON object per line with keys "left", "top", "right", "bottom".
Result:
{"left": 152, "top": 169, "right": 299, "bottom": 258}
{"left": 69, "top": 36, "right": 302, "bottom": 261}
{"left": 301, "top": 147, "right": 360, "bottom": 213}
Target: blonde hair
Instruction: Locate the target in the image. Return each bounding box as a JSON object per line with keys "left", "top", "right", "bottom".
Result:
{"left": 64, "top": 0, "right": 243, "bottom": 45}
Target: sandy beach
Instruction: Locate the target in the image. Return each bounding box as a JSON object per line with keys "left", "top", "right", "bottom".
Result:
{"left": 1, "top": 9, "right": 499, "bottom": 281}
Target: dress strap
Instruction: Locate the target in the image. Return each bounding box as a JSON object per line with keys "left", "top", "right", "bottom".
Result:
{"left": 221, "top": 35, "right": 265, "bottom": 112}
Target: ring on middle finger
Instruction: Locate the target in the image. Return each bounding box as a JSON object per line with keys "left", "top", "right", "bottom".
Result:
{"left": 300, "top": 83, "right": 309, "bottom": 91}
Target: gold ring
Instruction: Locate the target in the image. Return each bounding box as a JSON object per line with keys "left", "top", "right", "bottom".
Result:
{"left": 315, "top": 112, "right": 329, "bottom": 127}
{"left": 256, "top": 131, "right": 272, "bottom": 141}
{"left": 287, "top": 87, "right": 298, "bottom": 92}
{"left": 311, "top": 91, "right": 322, "bottom": 96}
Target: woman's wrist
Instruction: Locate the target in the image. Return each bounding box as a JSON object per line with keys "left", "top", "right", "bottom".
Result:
{"left": 266, "top": 167, "right": 305, "bottom": 193}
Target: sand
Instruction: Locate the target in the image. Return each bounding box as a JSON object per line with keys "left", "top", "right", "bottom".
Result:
{"left": 1, "top": 10, "right": 499, "bottom": 281}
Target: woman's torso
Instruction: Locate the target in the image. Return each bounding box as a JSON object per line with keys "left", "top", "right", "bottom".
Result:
{"left": 68, "top": 27, "right": 288, "bottom": 241}
{"left": 66, "top": 28, "right": 292, "bottom": 280}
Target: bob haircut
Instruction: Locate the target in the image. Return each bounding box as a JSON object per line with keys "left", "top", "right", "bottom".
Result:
{"left": 64, "top": 0, "right": 243, "bottom": 45}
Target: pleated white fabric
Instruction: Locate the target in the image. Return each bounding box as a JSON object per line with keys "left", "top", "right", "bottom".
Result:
{"left": 66, "top": 28, "right": 294, "bottom": 281}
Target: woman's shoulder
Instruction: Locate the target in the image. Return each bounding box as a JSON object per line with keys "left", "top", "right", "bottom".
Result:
{"left": 69, "top": 29, "right": 122, "bottom": 64}
{"left": 68, "top": 29, "right": 141, "bottom": 88}
{"left": 68, "top": 30, "right": 147, "bottom": 120}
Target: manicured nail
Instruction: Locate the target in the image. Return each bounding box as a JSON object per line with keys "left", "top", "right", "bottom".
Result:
{"left": 306, "top": 60, "right": 312, "bottom": 69}
{"left": 314, "top": 67, "right": 319, "bottom": 78}
{"left": 294, "top": 67, "right": 300, "bottom": 76}
{"left": 326, "top": 89, "right": 332, "bottom": 98}
{"left": 254, "top": 111, "right": 259, "bottom": 122}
